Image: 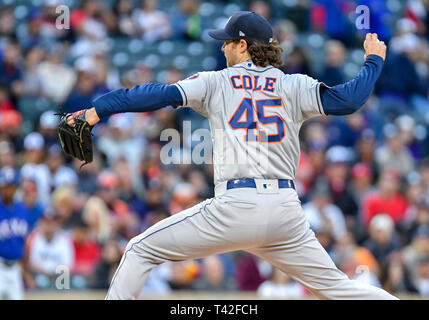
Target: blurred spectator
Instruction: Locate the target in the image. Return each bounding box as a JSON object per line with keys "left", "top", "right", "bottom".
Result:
{"left": 400, "top": 198, "right": 429, "bottom": 245}
{"left": 362, "top": 170, "right": 408, "bottom": 227}
{"left": 355, "top": 128, "right": 378, "bottom": 171}
{"left": 320, "top": 40, "right": 346, "bottom": 86}
{"left": 132, "top": 0, "right": 172, "bottom": 43}
{"left": 413, "top": 256, "right": 429, "bottom": 296}
{"left": 296, "top": 123, "right": 328, "bottom": 197}
{"left": 0, "top": 166, "right": 33, "bottom": 299}
{"left": 46, "top": 144, "right": 78, "bottom": 189}
{"left": 20, "top": 132, "right": 51, "bottom": 206}
{"left": 113, "top": 0, "right": 138, "bottom": 37}
{"left": 94, "top": 170, "right": 140, "bottom": 240}
{"left": 273, "top": 19, "right": 297, "bottom": 58}
{"left": 0, "top": 41, "right": 23, "bottom": 103}
{"left": 97, "top": 113, "right": 146, "bottom": 177}
{"left": 18, "top": 177, "right": 44, "bottom": 231}
{"left": 191, "top": 255, "right": 236, "bottom": 291}
{"left": 93, "top": 48, "right": 120, "bottom": 91}
{"left": 404, "top": 0, "right": 427, "bottom": 35}
{"left": 42, "top": 0, "right": 72, "bottom": 42}
{"left": 21, "top": 46, "right": 45, "bottom": 98}
{"left": 188, "top": 169, "right": 213, "bottom": 200}
{"left": 402, "top": 225, "right": 429, "bottom": 295}
{"left": 36, "top": 46, "right": 76, "bottom": 104}
{"left": 169, "top": 0, "right": 204, "bottom": 41}
{"left": 311, "top": 0, "right": 355, "bottom": 46}
{"left": 69, "top": 0, "right": 116, "bottom": 58}
{"left": 0, "top": 6, "right": 16, "bottom": 42}
{"left": 0, "top": 85, "right": 14, "bottom": 112}
{"left": 0, "top": 110, "right": 22, "bottom": 154}
{"left": 71, "top": 217, "right": 101, "bottom": 278}
{"left": 97, "top": 114, "right": 145, "bottom": 169}
{"left": 63, "top": 56, "right": 107, "bottom": 113}
{"left": 28, "top": 209, "right": 74, "bottom": 289}
{"left": 378, "top": 33, "right": 428, "bottom": 121}
{"left": 375, "top": 124, "right": 415, "bottom": 177}
{"left": 395, "top": 114, "right": 423, "bottom": 161}
{"left": 169, "top": 182, "right": 199, "bottom": 215}
{"left": 82, "top": 196, "right": 112, "bottom": 244}
{"left": 52, "top": 186, "right": 80, "bottom": 230}
{"left": 379, "top": 252, "right": 412, "bottom": 295}
{"left": 363, "top": 214, "right": 399, "bottom": 266}
{"left": 235, "top": 254, "right": 269, "bottom": 291}
{"left": 302, "top": 182, "right": 347, "bottom": 242}
{"left": 168, "top": 260, "right": 200, "bottom": 290}
{"left": 140, "top": 262, "right": 172, "bottom": 296}
{"left": 74, "top": 158, "right": 100, "bottom": 195}
{"left": 349, "top": 163, "right": 375, "bottom": 214}
{"left": 324, "top": 145, "right": 358, "bottom": 226}
{"left": 403, "top": 175, "right": 425, "bottom": 220}
{"left": 248, "top": 0, "right": 272, "bottom": 22}
{"left": 0, "top": 141, "right": 17, "bottom": 168}
{"left": 332, "top": 232, "right": 381, "bottom": 287}
{"left": 280, "top": 46, "right": 313, "bottom": 76}
{"left": 257, "top": 268, "right": 307, "bottom": 299}
{"left": 420, "top": 158, "right": 429, "bottom": 199}
{"left": 327, "top": 113, "right": 366, "bottom": 148}
{"left": 38, "top": 111, "right": 60, "bottom": 148}
{"left": 17, "top": 8, "right": 55, "bottom": 51}
{"left": 89, "top": 239, "right": 122, "bottom": 289}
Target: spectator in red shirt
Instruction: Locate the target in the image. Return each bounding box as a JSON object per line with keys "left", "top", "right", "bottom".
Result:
{"left": 0, "top": 85, "right": 14, "bottom": 112}
{"left": 362, "top": 169, "right": 409, "bottom": 228}
{"left": 71, "top": 218, "right": 101, "bottom": 277}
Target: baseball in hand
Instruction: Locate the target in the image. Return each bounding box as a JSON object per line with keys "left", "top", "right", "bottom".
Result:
{"left": 363, "top": 33, "right": 387, "bottom": 61}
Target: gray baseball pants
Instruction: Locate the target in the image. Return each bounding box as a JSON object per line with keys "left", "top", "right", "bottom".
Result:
{"left": 105, "top": 181, "right": 398, "bottom": 300}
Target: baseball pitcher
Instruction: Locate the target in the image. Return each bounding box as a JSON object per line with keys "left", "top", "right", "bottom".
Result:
{"left": 61, "top": 11, "right": 397, "bottom": 300}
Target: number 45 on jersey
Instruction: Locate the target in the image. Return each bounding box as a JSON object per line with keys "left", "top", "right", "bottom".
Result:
{"left": 229, "top": 98, "right": 285, "bottom": 143}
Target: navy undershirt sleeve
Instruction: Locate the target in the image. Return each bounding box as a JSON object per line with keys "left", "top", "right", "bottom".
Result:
{"left": 320, "top": 54, "right": 384, "bottom": 115}
{"left": 92, "top": 83, "right": 183, "bottom": 118}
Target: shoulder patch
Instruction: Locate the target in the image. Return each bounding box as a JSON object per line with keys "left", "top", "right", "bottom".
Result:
{"left": 186, "top": 73, "right": 199, "bottom": 80}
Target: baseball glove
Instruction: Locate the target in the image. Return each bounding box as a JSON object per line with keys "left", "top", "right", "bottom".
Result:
{"left": 57, "top": 110, "right": 94, "bottom": 168}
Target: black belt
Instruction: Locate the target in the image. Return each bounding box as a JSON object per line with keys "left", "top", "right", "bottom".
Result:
{"left": 226, "top": 178, "right": 295, "bottom": 190}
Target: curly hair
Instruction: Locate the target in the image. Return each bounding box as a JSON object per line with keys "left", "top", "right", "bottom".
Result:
{"left": 235, "top": 39, "right": 283, "bottom": 67}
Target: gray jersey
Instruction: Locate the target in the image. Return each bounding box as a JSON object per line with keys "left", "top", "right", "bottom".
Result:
{"left": 174, "top": 61, "right": 325, "bottom": 185}
{"left": 107, "top": 59, "right": 398, "bottom": 302}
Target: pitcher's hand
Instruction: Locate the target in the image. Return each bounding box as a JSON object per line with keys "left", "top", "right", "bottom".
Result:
{"left": 364, "top": 33, "right": 387, "bottom": 61}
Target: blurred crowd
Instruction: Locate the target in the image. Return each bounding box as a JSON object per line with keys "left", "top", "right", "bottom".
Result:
{"left": 1, "top": 0, "right": 429, "bottom": 299}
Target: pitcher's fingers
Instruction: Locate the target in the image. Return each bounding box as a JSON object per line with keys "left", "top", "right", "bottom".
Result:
{"left": 67, "top": 116, "right": 75, "bottom": 126}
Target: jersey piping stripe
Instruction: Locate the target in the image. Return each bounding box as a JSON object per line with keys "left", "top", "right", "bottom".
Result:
{"left": 230, "top": 66, "right": 276, "bottom": 73}
{"left": 315, "top": 83, "right": 325, "bottom": 115}
{"left": 106, "top": 198, "right": 215, "bottom": 298}
{"left": 175, "top": 83, "right": 188, "bottom": 106}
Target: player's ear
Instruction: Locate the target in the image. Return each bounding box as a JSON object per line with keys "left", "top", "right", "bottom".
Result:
{"left": 240, "top": 39, "right": 248, "bottom": 52}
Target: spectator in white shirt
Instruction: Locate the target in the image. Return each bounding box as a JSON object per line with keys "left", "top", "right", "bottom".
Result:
{"left": 257, "top": 268, "right": 307, "bottom": 299}
{"left": 20, "top": 132, "right": 51, "bottom": 207}
{"left": 302, "top": 184, "right": 347, "bottom": 242}
{"left": 28, "top": 209, "right": 74, "bottom": 288}
{"left": 132, "top": 0, "right": 172, "bottom": 43}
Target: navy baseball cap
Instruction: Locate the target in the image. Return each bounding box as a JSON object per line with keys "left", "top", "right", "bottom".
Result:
{"left": 208, "top": 11, "right": 274, "bottom": 44}
{"left": 0, "top": 166, "right": 20, "bottom": 187}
